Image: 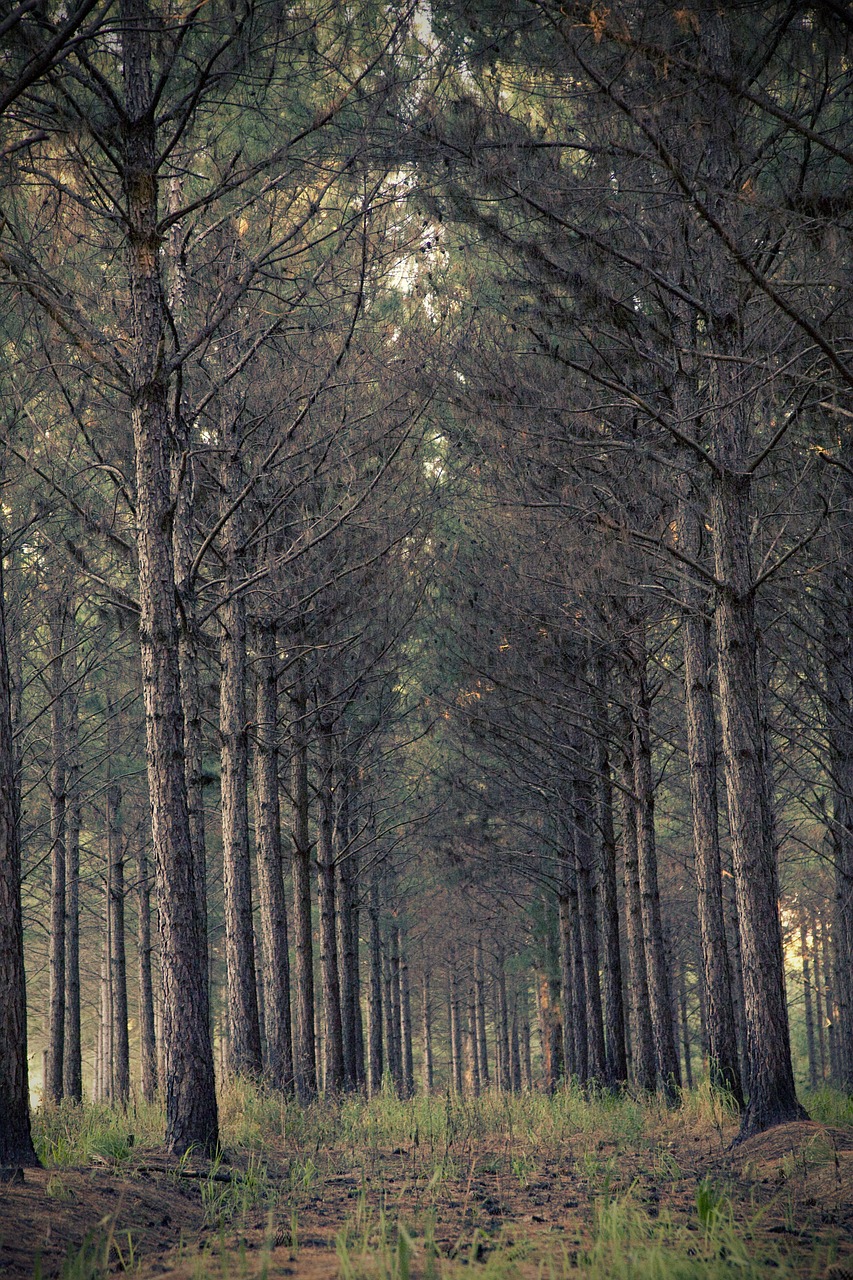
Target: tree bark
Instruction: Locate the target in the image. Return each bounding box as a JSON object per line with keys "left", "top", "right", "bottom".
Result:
{"left": 253, "top": 619, "right": 294, "bottom": 1093}
{"left": 801, "top": 916, "right": 818, "bottom": 1091}
{"left": 367, "top": 872, "right": 383, "bottom": 1095}
{"left": 136, "top": 842, "right": 158, "bottom": 1102}
{"left": 63, "top": 612, "right": 82, "bottom": 1104}
{"left": 475, "top": 936, "right": 490, "bottom": 1086}
{"left": 619, "top": 743, "right": 656, "bottom": 1091}
{"left": 107, "top": 703, "right": 130, "bottom": 1106}
{"left": 399, "top": 934, "right": 414, "bottom": 1098}
{"left": 0, "top": 541, "right": 39, "bottom": 1163}
{"left": 121, "top": 0, "right": 216, "bottom": 1154}
{"left": 317, "top": 712, "right": 344, "bottom": 1092}
{"left": 45, "top": 592, "right": 67, "bottom": 1106}
{"left": 591, "top": 671, "right": 628, "bottom": 1085}
{"left": 421, "top": 969, "right": 434, "bottom": 1093}
{"left": 628, "top": 638, "right": 681, "bottom": 1099}
{"left": 571, "top": 762, "right": 606, "bottom": 1083}
{"left": 288, "top": 671, "right": 316, "bottom": 1100}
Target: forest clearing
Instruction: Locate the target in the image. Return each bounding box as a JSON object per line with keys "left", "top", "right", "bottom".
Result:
{"left": 2, "top": 1085, "right": 853, "bottom": 1280}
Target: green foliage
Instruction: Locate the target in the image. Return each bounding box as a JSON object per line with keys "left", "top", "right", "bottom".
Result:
{"left": 33, "top": 1099, "right": 161, "bottom": 1167}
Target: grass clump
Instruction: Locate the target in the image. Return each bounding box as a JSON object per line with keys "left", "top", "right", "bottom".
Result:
{"left": 33, "top": 1098, "right": 162, "bottom": 1167}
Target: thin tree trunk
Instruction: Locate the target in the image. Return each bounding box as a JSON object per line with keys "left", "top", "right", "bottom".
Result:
{"left": 45, "top": 593, "right": 67, "bottom": 1106}
{"left": 475, "top": 936, "right": 490, "bottom": 1087}
{"left": 367, "top": 873, "right": 383, "bottom": 1095}
{"left": 0, "top": 541, "right": 39, "bottom": 1163}
{"left": 558, "top": 890, "right": 576, "bottom": 1081}
{"left": 421, "top": 970, "right": 434, "bottom": 1093}
{"left": 334, "top": 758, "right": 359, "bottom": 1091}
{"left": 63, "top": 617, "right": 82, "bottom": 1104}
{"left": 536, "top": 968, "right": 560, "bottom": 1092}
{"left": 121, "top": 0, "right": 216, "bottom": 1154}
{"left": 678, "top": 958, "right": 693, "bottom": 1090}
{"left": 384, "top": 941, "right": 399, "bottom": 1090}
{"left": 389, "top": 924, "right": 403, "bottom": 1091}
{"left": 811, "top": 909, "right": 827, "bottom": 1081}
{"left": 449, "top": 953, "right": 463, "bottom": 1093}
{"left": 801, "top": 916, "right": 818, "bottom": 1091}
{"left": 399, "top": 934, "right": 414, "bottom": 1098}
{"left": 620, "top": 746, "right": 656, "bottom": 1091}
{"left": 571, "top": 763, "right": 607, "bottom": 1082}
{"left": 510, "top": 994, "right": 522, "bottom": 1092}
{"left": 521, "top": 1004, "right": 533, "bottom": 1091}
{"left": 592, "top": 670, "right": 628, "bottom": 1085}
{"left": 219, "top": 404, "right": 262, "bottom": 1078}
{"left": 289, "top": 671, "right": 316, "bottom": 1100}
{"left": 317, "top": 713, "right": 343, "bottom": 1093}
{"left": 107, "top": 703, "right": 130, "bottom": 1106}
{"left": 821, "top": 915, "right": 839, "bottom": 1082}
{"left": 136, "top": 843, "right": 158, "bottom": 1102}
{"left": 629, "top": 640, "right": 681, "bottom": 1099}
{"left": 496, "top": 947, "right": 511, "bottom": 1092}
{"left": 253, "top": 619, "right": 294, "bottom": 1093}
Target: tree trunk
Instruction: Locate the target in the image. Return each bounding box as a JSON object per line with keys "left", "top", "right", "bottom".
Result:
{"left": 45, "top": 592, "right": 67, "bottom": 1106}
{"left": 619, "top": 745, "right": 656, "bottom": 1091}
{"left": 678, "top": 958, "right": 693, "bottom": 1090}
{"left": 121, "top": 0, "right": 216, "bottom": 1154}
{"left": 334, "top": 758, "right": 359, "bottom": 1091}
{"left": 399, "top": 933, "right": 414, "bottom": 1097}
{"left": 288, "top": 672, "right": 316, "bottom": 1100}
{"left": 558, "top": 889, "right": 576, "bottom": 1080}
{"left": 449, "top": 952, "right": 463, "bottom": 1093}
{"left": 571, "top": 763, "right": 607, "bottom": 1082}
{"left": 536, "top": 968, "right": 560, "bottom": 1092}
{"left": 712, "top": 463, "right": 805, "bottom": 1135}
{"left": 421, "top": 970, "right": 434, "bottom": 1093}
{"left": 317, "top": 713, "right": 343, "bottom": 1093}
{"left": 811, "top": 909, "right": 827, "bottom": 1081}
{"left": 677, "top": 471, "right": 743, "bottom": 1104}
{"left": 475, "top": 936, "right": 490, "bottom": 1087}
{"left": 219, "top": 405, "right": 263, "bottom": 1078}
{"left": 496, "top": 947, "right": 511, "bottom": 1092}
{"left": 801, "top": 916, "right": 818, "bottom": 1091}
{"left": 253, "top": 620, "right": 294, "bottom": 1093}
{"left": 136, "top": 843, "right": 158, "bottom": 1102}
{"left": 63, "top": 616, "right": 82, "bottom": 1104}
{"left": 0, "top": 541, "right": 39, "bottom": 1163}
{"left": 591, "top": 671, "right": 628, "bottom": 1085}
{"left": 629, "top": 639, "right": 681, "bottom": 1099}
{"left": 367, "top": 873, "right": 383, "bottom": 1095}
{"left": 107, "top": 704, "right": 130, "bottom": 1106}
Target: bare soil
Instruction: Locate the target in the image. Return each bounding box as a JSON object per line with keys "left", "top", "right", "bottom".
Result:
{"left": 1, "top": 1119, "right": 852, "bottom": 1278}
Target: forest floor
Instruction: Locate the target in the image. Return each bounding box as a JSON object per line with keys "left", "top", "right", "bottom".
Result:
{"left": 2, "top": 1085, "right": 853, "bottom": 1279}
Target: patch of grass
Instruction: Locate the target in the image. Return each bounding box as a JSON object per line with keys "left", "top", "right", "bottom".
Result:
{"left": 803, "top": 1086, "right": 853, "bottom": 1127}
{"left": 33, "top": 1098, "right": 162, "bottom": 1167}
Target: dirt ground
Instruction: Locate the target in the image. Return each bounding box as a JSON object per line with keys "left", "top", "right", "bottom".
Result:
{"left": 1, "top": 1119, "right": 853, "bottom": 1278}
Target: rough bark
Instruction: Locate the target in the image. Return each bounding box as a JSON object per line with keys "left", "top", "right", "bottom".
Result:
{"left": 591, "top": 671, "right": 628, "bottom": 1085}
{"left": 367, "top": 872, "right": 383, "bottom": 1095}
{"left": 629, "top": 640, "right": 681, "bottom": 1099}
{"left": 421, "top": 969, "right": 434, "bottom": 1093}
{"left": 121, "top": 0, "right": 217, "bottom": 1154}
{"left": 0, "top": 543, "right": 39, "bottom": 1164}
{"left": 399, "top": 936, "right": 414, "bottom": 1098}
{"left": 253, "top": 620, "right": 294, "bottom": 1093}
{"left": 45, "top": 592, "right": 67, "bottom": 1106}
{"left": 317, "top": 713, "right": 344, "bottom": 1093}
{"left": 107, "top": 704, "right": 130, "bottom": 1106}
{"left": 619, "top": 744, "right": 656, "bottom": 1091}
{"left": 677, "top": 459, "right": 743, "bottom": 1104}
{"left": 63, "top": 617, "right": 82, "bottom": 1104}
{"left": 475, "top": 936, "right": 490, "bottom": 1086}
{"left": 289, "top": 671, "right": 316, "bottom": 1100}
{"left": 801, "top": 917, "right": 818, "bottom": 1091}
{"left": 136, "top": 843, "right": 158, "bottom": 1102}
{"left": 571, "top": 763, "right": 607, "bottom": 1083}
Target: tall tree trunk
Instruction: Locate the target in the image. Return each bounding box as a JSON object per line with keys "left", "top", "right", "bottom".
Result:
{"left": 384, "top": 940, "right": 400, "bottom": 1089}
{"left": 367, "top": 872, "right": 383, "bottom": 1095}
{"left": 136, "top": 843, "right": 158, "bottom": 1102}
{"left": 121, "top": 0, "right": 216, "bottom": 1154}
{"left": 558, "top": 889, "right": 576, "bottom": 1080}
{"left": 628, "top": 638, "right": 681, "bottom": 1099}
{"left": 107, "top": 703, "right": 130, "bottom": 1106}
{"left": 475, "top": 936, "right": 490, "bottom": 1087}
{"left": 677, "top": 464, "right": 743, "bottom": 1104}
{"left": 421, "top": 970, "right": 434, "bottom": 1094}
{"left": 713, "top": 466, "right": 805, "bottom": 1134}
{"left": 571, "top": 761, "right": 607, "bottom": 1083}
{"left": 496, "top": 946, "right": 511, "bottom": 1092}
{"left": 317, "top": 712, "right": 343, "bottom": 1093}
{"left": 334, "top": 757, "right": 359, "bottom": 1091}
{"left": 389, "top": 924, "right": 403, "bottom": 1093}
{"left": 465, "top": 988, "right": 481, "bottom": 1096}
{"left": 619, "top": 745, "right": 656, "bottom": 1091}
{"left": 63, "top": 614, "right": 82, "bottom": 1104}
{"left": 449, "top": 952, "right": 463, "bottom": 1093}
{"left": 45, "top": 592, "right": 67, "bottom": 1106}
{"left": 399, "top": 935, "right": 414, "bottom": 1098}
{"left": 812, "top": 909, "right": 827, "bottom": 1081}
{"left": 509, "top": 993, "right": 522, "bottom": 1092}
{"left": 289, "top": 670, "right": 316, "bottom": 1100}
{"left": 591, "top": 667, "right": 628, "bottom": 1085}
{"left": 219, "top": 403, "right": 262, "bottom": 1078}
{"left": 678, "top": 958, "right": 693, "bottom": 1090}
{"left": 253, "top": 619, "right": 294, "bottom": 1093}
{"left": 801, "top": 916, "right": 817, "bottom": 1091}
{"left": 0, "top": 540, "right": 39, "bottom": 1163}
